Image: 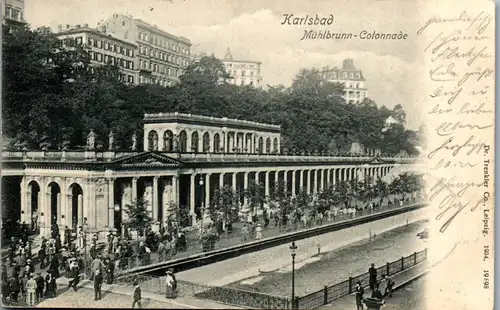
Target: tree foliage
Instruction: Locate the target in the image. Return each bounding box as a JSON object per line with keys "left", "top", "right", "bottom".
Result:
{"left": 3, "top": 26, "right": 418, "bottom": 155}
{"left": 124, "top": 197, "right": 154, "bottom": 236}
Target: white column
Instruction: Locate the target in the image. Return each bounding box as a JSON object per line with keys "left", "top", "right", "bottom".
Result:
{"left": 205, "top": 173, "right": 211, "bottom": 208}
{"left": 159, "top": 130, "right": 165, "bottom": 151}
{"left": 153, "top": 176, "right": 159, "bottom": 221}
{"left": 172, "top": 175, "right": 179, "bottom": 206}
{"left": 232, "top": 172, "right": 237, "bottom": 192}
{"left": 220, "top": 173, "right": 225, "bottom": 189}
{"left": 265, "top": 171, "right": 270, "bottom": 200}
{"left": 132, "top": 177, "right": 138, "bottom": 202}
{"left": 255, "top": 171, "right": 259, "bottom": 185}
{"left": 313, "top": 169, "right": 318, "bottom": 194}
{"left": 332, "top": 169, "right": 336, "bottom": 185}
{"left": 243, "top": 172, "right": 249, "bottom": 206}
{"left": 320, "top": 169, "right": 325, "bottom": 191}
{"left": 66, "top": 194, "right": 72, "bottom": 228}
{"left": 326, "top": 169, "right": 330, "bottom": 188}
{"left": 56, "top": 193, "right": 61, "bottom": 225}
{"left": 108, "top": 178, "right": 115, "bottom": 228}
{"left": 291, "top": 170, "right": 296, "bottom": 197}
{"left": 77, "top": 193, "right": 83, "bottom": 226}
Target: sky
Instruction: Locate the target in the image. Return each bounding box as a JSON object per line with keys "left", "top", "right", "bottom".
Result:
{"left": 26, "top": 0, "right": 427, "bottom": 129}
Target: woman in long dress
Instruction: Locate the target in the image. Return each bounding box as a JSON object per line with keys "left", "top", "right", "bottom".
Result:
{"left": 165, "top": 270, "right": 177, "bottom": 299}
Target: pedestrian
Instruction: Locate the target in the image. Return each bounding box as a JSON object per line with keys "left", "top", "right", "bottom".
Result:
{"left": 371, "top": 287, "right": 383, "bottom": 300}
{"left": 157, "top": 241, "right": 165, "bottom": 262}
{"left": 35, "top": 272, "right": 45, "bottom": 302}
{"left": 91, "top": 256, "right": 104, "bottom": 280}
{"left": 241, "top": 224, "right": 249, "bottom": 242}
{"left": 255, "top": 223, "right": 263, "bottom": 240}
{"left": 165, "top": 269, "right": 177, "bottom": 299}
{"left": 106, "top": 258, "right": 114, "bottom": 285}
{"left": 378, "top": 274, "right": 388, "bottom": 297}
{"left": 355, "top": 281, "right": 364, "bottom": 310}
{"left": 9, "top": 275, "right": 21, "bottom": 301}
{"left": 368, "top": 263, "right": 377, "bottom": 290}
{"left": 132, "top": 280, "right": 141, "bottom": 308}
{"left": 67, "top": 260, "right": 80, "bottom": 292}
{"left": 381, "top": 274, "right": 394, "bottom": 297}
{"left": 1, "top": 275, "right": 10, "bottom": 300}
{"left": 49, "top": 255, "right": 59, "bottom": 278}
{"left": 26, "top": 274, "right": 37, "bottom": 306}
{"left": 93, "top": 270, "right": 103, "bottom": 301}
{"left": 38, "top": 245, "right": 46, "bottom": 269}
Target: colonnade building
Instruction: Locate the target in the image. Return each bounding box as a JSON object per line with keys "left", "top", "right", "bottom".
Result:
{"left": 2, "top": 113, "right": 422, "bottom": 240}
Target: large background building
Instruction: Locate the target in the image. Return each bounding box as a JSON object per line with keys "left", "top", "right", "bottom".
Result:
{"left": 56, "top": 24, "right": 137, "bottom": 84}
{"left": 222, "top": 48, "right": 262, "bottom": 87}
{"left": 3, "top": 0, "right": 25, "bottom": 27}
{"left": 100, "top": 14, "right": 191, "bottom": 87}
{"left": 321, "top": 59, "right": 368, "bottom": 104}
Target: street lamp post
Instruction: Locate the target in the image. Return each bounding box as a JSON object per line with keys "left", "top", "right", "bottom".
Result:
{"left": 290, "top": 241, "right": 298, "bottom": 308}
{"left": 199, "top": 178, "right": 204, "bottom": 232}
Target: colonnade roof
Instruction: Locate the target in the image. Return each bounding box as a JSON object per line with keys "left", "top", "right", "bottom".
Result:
{"left": 143, "top": 112, "right": 281, "bottom": 133}
{"left": 2, "top": 150, "right": 421, "bottom": 171}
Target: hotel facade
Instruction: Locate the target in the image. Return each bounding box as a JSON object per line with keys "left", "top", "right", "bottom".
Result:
{"left": 321, "top": 59, "right": 368, "bottom": 104}
{"left": 2, "top": 113, "right": 421, "bottom": 241}
{"left": 56, "top": 24, "right": 137, "bottom": 84}
{"left": 100, "top": 14, "right": 192, "bottom": 87}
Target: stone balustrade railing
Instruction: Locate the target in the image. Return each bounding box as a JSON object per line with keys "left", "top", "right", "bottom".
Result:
{"left": 2, "top": 150, "right": 422, "bottom": 164}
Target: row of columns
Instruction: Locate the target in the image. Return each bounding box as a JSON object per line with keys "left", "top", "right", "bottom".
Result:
{"left": 145, "top": 128, "right": 280, "bottom": 154}
{"left": 188, "top": 165, "right": 394, "bottom": 219}
{"left": 19, "top": 165, "right": 395, "bottom": 237}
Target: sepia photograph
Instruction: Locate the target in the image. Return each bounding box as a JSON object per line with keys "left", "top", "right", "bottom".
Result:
{"left": 0, "top": 0, "right": 494, "bottom": 309}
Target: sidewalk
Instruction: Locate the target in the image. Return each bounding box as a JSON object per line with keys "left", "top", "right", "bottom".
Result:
{"left": 50, "top": 276, "right": 241, "bottom": 309}
{"left": 319, "top": 261, "right": 429, "bottom": 310}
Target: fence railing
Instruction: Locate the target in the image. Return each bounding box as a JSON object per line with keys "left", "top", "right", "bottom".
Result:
{"left": 116, "top": 274, "right": 291, "bottom": 309}
{"left": 124, "top": 249, "right": 427, "bottom": 309}
{"left": 296, "top": 248, "right": 428, "bottom": 309}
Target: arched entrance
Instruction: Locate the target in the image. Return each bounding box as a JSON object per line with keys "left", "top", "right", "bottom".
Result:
{"left": 47, "top": 182, "right": 61, "bottom": 226}
{"left": 28, "top": 181, "right": 40, "bottom": 234}
{"left": 68, "top": 183, "right": 84, "bottom": 231}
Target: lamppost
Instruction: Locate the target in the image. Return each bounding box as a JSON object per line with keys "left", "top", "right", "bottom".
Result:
{"left": 290, "top": 241, "right": 298, "bottom": 308}
{"left": 82, "top": 219, "right": 89, "bottom": 277}
{"left": 114, "top": 204, "right": 122, "bottom": 236}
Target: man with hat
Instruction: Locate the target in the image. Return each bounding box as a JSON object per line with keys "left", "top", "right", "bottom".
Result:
{"left": 132, "top": 279, "right": 141, "bottom": 308}
{"left": 93, "top": 269, "right": 103, "bottom": 301}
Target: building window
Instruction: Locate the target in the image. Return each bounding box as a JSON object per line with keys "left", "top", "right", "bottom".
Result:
{"left": 144, "top": 47, "right": 148, "bottom": 55}
{"left": 93, "top": 39, "right": 98, "bottom": 48}
{"left": 5, "top": 6, "right": 12, "bottom": 18}
{"left": 97, "top": 40, "right": 102, "bottom": 48}
{"left": 97, "top": 53, "right": 102, "bottom": 62}
{"left": 350, "top": 73, "right": 354, "bottom": 78}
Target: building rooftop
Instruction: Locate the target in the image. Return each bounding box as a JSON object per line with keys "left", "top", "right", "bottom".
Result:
{"left": 110, "top": 14, "right": 191, "bottom": 46}
{"left": 144, "top": 112, "right": 280, "bottom": 132}
{"left": 56, "top": 24, "right": 137, "bottom": 47}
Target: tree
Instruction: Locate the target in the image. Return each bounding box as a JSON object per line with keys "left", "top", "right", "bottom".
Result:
{"left": 210, "top": 185, "right": 239, "bottom": 226}
{"left": 124, "top": 197, "right": 154, "bottom": 237}
{"left": 244, "top": 180, "right": 266, "bottom": 214}
{"left": 373, "top": 178, "right": 389, "bottom": 205}
{"left": 269, "top": 180, "right": 293, "bottom": 223}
